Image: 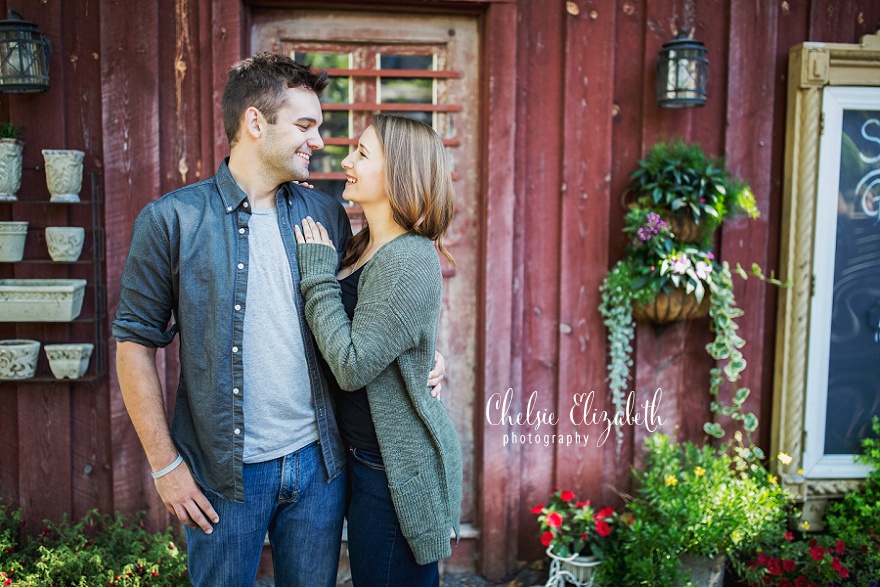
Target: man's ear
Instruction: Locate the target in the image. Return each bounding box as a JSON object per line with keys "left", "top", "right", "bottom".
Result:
{"left": 243, "top": 106, "right": 263, "bottom": 140}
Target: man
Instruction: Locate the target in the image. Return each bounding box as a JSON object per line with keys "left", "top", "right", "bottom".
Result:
{"left": 113, "top": 53, "right": 443, "bottom": 587}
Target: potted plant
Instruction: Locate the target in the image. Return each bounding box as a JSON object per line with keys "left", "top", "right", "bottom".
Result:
{"left": 0, "top": 122, "right": 23, "bottom": 201}
{"left": 739, "top": 418, "right": 880, "bottom": 586}
{"left": 532, "top": 489, "right": 624, "bottom": 586}
{"left": 599, "top": 140, "right": 787, "bottom": 449}
{"left": 625, "top": 140, "right": 759, "bottom": 246}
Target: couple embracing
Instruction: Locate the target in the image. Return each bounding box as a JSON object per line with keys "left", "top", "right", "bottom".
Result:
{"left": 113, "top": 52, "right": 462, "bottom": 587}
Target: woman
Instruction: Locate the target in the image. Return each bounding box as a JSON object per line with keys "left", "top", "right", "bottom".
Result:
{"left": 294, "top": 114, "right": 462, "bottom": 587}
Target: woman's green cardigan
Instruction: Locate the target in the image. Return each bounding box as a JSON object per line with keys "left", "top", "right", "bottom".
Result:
{"left": 297, "top": 233, "right": 462, "bottom": 565}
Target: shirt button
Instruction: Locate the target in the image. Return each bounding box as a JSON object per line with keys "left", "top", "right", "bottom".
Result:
{"left": 238, "top": 263, "right": 244, "bottom": 269}
{"left": 239, "top": 228, "right": 245, "bottom": 234}
{"left": 233, "top": 388, "right": 240, "bottom": 394}
{"left": 234, "top": 304, "right": 241, "bottom": 311}
{"left": 243, "top": 202, "right": 249, "bottom": 208}
{"left": 234, "top": 428, "right": 241, "bottom": 435}
{"left": 227, "top": 206, "right": 232, "bottom": 212}
{"left": 232, "top": 346, "right": 239, "bottom": 353}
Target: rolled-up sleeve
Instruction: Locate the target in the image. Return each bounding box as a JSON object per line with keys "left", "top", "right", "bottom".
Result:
{"left": 112, "top": 203, "right": 178, "bottom": 348}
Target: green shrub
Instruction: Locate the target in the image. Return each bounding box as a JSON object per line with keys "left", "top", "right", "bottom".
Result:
{"left": 0, "top": 503, "right": 187, "bottom": 586}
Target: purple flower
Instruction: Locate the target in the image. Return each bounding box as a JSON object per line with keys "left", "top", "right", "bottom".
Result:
{"left": 635, "top": 212, "right": 669, "bottom": 242}
{"left": 695, "top": 261, "right": 712, "bottom": 280}
{"left": 670, "top": 253, "right": 691, "bottom": 275}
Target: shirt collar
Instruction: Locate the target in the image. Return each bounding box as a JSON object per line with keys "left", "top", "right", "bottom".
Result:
{"left": 215, "top": 158, "right": 297, "bottom": 213}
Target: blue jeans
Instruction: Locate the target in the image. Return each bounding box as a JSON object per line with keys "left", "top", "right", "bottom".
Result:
{"left": 346, "top": 447, "right": 440, "bottom": 587}
{"left": 184, "top": 441, "right": 345, "bottom": 587}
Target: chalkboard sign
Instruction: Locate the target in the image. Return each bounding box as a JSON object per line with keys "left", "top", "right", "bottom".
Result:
{"left": 823, "top": 108, "right": 880, "bottom": 455}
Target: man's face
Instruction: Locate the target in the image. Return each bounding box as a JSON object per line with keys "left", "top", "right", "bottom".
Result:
{"left": 259, "top": 86, "right": 324, "bottom": 183}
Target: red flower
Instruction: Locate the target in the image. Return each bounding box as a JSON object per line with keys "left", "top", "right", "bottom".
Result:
{"left": 782, "top": 559, "right": 796, "bottom": 573}
{"left": 595, "top": 506, "right": 614, "bottom": 520}
{"left": 540, "top": 531, "right": 554, "bottom": 546}
{"left": 580, "top": 533, "right": 587, "bottom": 540}
{"left": 757, "top": 553, "right": 771, "bottom": 566}
{"left": 835, "top": 539, "right": 845, "bottom": 554}
{"left": 839, "top": 567, "right": 849, "bottom": 579}
{"left": 575, "top": 500, "right": 590, "bottom": 508}
{"left": 531, "top": 504, "right": 544, "bottom": 514}
{"left": 794, "top": 577, "right": 809, "bottom": 587}
{"left": 595, "top": 518, "right": 611, "bottom": 537}
{"left": 560, "top": 490, "right": 575, "bottom": 502}
{"left": 809, "top": 544, "right": 825, "bottom": 561}
{"left": 808, "top": 538, "right": 818, "bottom": 547}
{"left": 547, "top": 512, "right": 563, "bottom": 528}
{"left": 784, "top": 531, "right": 794, "bottom": 541}
{"left": 831, "top": 557, "right": 841, "bottom": 572}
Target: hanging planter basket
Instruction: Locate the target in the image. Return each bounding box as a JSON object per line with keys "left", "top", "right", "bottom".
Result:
{"left": 662, "top": 212, "right": 701, "bottom": 243}
{"left": 633, "top": 287, "right": 711, "bottom": 324}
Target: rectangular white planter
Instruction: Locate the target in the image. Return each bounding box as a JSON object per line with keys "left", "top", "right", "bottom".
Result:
{"left": 0, "top": 279, "right": 88, "bottom": 322}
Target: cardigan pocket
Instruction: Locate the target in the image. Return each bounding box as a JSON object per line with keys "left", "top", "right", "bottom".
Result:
{"left": 389, "top": 471, "right": 439, "bottom": 539}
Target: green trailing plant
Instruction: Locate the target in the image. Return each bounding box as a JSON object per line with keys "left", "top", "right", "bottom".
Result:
{"left": 0, "top": 503, "right": 188, "bottom": 587}
{"left": 599, "top": 141, "right": 789, "bottom": 451}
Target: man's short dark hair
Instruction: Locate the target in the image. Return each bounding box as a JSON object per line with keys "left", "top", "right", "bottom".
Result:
{"left": 222, "top": 52, "right": 329, "bottom": 147}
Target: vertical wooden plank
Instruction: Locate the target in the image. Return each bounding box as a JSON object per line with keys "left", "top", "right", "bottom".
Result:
{"left": 606, "top": 0, "right": 646, "bottom": 500}
{"left": 101, "top": 0, "right": 166, "bottom": 528}
{"left": 556, "top": 0, "right": 616, "bottom": 509}
{"left": 211, "top": 0, "right": 242, "bottom": 168}
{"left": 0, "top": 389, "right": 19, "bottom": 507}
{"left": 478, "top": 2, "right": 519, "bottom": 580}
{"left": 512, "top": 0, "right": 564, "bottom": 561}
{"left": 62, "top": 0, "right": 113, "bottom": 522}
{"left": 720, "top": 0, "right": 779, "bottom": 447}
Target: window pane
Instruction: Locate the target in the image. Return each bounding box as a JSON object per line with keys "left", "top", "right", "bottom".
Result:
{"left": 379, "top": 54, "right": 434, "bottom": 106}
{"left": 309, "top": 145, "right": 348, "bottom": 174}
{"left": 320, "top": 111, "right": 350, "bottom": 139}
{"left": 295, "top": 51, "right": 349, "bottom": 69}
{"left": 823, "top": 108, "right": 880, "bottom": 455}
{"left": 294, "top": 51, "right": 351, "bottom": 105}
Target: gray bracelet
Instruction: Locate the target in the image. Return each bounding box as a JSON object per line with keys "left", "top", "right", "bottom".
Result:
{"left": 151, "top": 454, "right": 184, "bottom": 479}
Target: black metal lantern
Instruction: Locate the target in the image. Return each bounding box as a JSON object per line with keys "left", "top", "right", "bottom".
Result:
{"left": 655, "top": 30, "right": 708, "bottom": 108}
{"left": 0, "top": 9, "right": 50, "bottom": 93}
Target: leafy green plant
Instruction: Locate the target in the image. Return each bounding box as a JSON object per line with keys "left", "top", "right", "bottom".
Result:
{"left": 626, "top": 140, "right": 758, "bottom": 244}
{"left": 0, "top": 123, "right": 22, "bottom": 141}
{"left": 0, "top": 504, "right": 188, "bottom": 586}
{"left": 632, "top": 434, "right": 788, "bottom": 560}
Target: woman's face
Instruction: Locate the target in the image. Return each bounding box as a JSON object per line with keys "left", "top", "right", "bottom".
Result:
{"left": 340, "top": 125, "right": 387, "bottom": 206}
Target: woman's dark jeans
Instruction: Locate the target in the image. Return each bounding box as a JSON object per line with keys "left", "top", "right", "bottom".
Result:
{"left": 346, "top": 447, "right": 440, "bottom": 587}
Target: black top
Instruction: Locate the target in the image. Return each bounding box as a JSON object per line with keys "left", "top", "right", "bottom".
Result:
{"left": 329, "top": 265, "right": 381, "bottom": 452}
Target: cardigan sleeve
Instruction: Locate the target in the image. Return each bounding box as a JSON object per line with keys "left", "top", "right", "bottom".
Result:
{"left": 297, "top": 240, "right": 439, "bottom": 391}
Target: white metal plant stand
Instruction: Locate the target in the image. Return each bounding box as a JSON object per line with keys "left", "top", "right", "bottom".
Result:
{"left": 543, "top": 547, "right": 601, "bottom": 587}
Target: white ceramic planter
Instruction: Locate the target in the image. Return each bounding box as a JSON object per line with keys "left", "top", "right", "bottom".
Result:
{"left": 0, "top": 221, "right": 27, "bottom": 262}
{"left": 0, "top": 139, "right": 23, "bottom": 201}
{"left": 45, "top": 226, "right": 85, "bottom": 262}
{"left": 0, "top": 339, "right": 40, "bottom": 380}
{"left": 0, "top": 279, "right": 88, "bottom": 322}
{"left": 45, "top": 343, "right": 94, "bottom": 379}
{"left": 42, "top": 149, "right": 85, "bottom": 202}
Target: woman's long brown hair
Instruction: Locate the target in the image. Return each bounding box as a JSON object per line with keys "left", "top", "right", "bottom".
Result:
{"left": 341, "top": 114, "right": 456, "bottom": 268}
